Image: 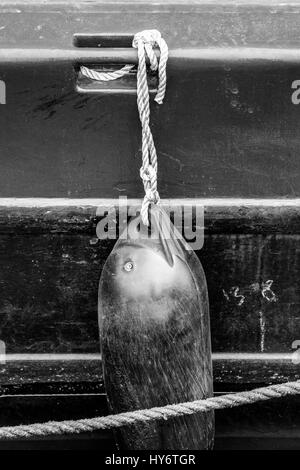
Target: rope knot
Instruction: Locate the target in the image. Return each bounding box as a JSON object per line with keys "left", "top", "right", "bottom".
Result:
{"left": 145, "top": 188, "right": 160, "bottom": 205}
{"left": 132, "top": 29, "right": 168, "bottom": 104}
{"left": 140, "top": 188, "right": 160, "bottom": 226}
{"left": 132, "top": 29, "right": 162, "bottom": 46}
{"left": 140, "top": 164, "right": 156, "bottom": 183}
{"left": 132, "top": 30, "right": 162, "bottom": 71}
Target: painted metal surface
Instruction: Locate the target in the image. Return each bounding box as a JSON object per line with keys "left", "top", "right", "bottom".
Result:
{"left": 0, "top": 2, "right": 299, "bottom": 196}
{"left": 0, "top": 230, "right": 298, "bottom": 354}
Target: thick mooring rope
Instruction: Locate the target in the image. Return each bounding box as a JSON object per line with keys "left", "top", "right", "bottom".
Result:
{"left": 80, "top": 29, "right": 168, "bottom": 226}
{"left": 0, "top": 380, "right": 299, "bottom": 439}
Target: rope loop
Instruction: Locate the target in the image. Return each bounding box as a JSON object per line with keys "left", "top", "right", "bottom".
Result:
{"left": 80, "top": 64, "right": 134, "bottom": 82}
{"left": 132, "top": 29, "right": 168, "bottom": 105}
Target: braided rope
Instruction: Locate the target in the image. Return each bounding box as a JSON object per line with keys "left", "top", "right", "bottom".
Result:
{"left": 80, "top": 64, "right": 134, "bottom": 82}
{"left": 80, "top": 29, "right": 168, "bottom": 226}
{"left": 0, "top": 380, "right": 299, "bottom": 439}
{"left": 132, "top": 30, "right": 168, "bottom": 225}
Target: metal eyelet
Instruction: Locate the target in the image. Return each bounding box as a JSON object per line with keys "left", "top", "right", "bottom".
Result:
{"left": 123, "top": 261, "right": 134, "bottom": 272}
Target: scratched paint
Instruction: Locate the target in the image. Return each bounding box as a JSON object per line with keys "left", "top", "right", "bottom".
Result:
{"left": 222, "top": 280, "right": 277, "bottom": 306}
{"left": 261, "top": 280, "right": 277, "bottom": 302}
{"left": 259, "top": 311, "right": 266, "bottom": 352}
{"left": 0, "top": 233, "right": 295, "bottom": 354}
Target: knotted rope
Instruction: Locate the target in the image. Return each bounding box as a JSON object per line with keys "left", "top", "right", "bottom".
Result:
{"left": 0, "top": 380, "right": 299, "bottom": 439}
{"left": 80, "top": 29, "right": 168, "bottom": 226}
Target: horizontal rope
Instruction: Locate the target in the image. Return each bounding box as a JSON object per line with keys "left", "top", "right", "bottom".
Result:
{"left": 80, "top": 64, "right": 134, "bottom": 82}
{"left": 0, "top": 380, "right": 299, "bottom": 439}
